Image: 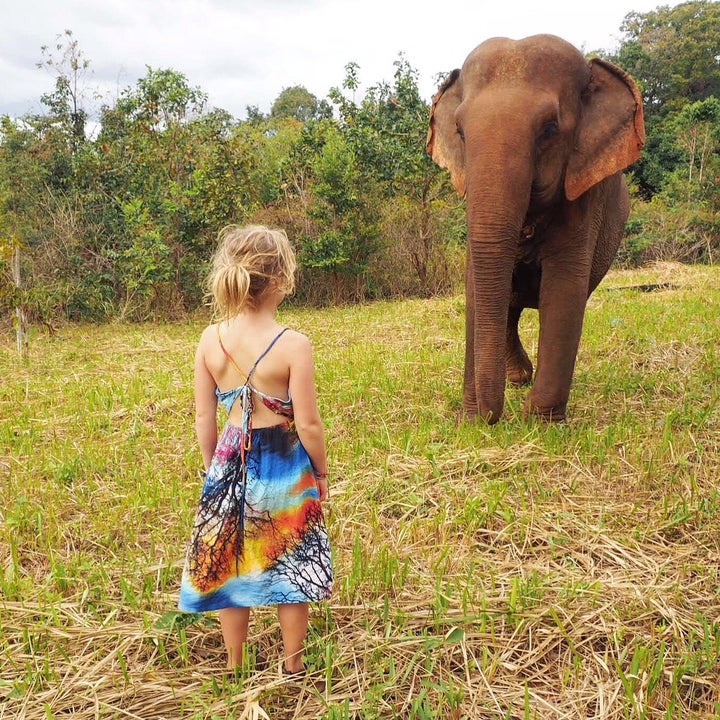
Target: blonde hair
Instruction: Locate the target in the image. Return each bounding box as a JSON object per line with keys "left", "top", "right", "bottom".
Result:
{"left": 208, "top": 224, "right": 297, "bottom": 318}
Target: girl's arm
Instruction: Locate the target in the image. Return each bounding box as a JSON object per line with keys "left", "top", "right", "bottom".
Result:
{"left": 288, "top": 334, "right": 329, "bottom": 501}
{"left": 194, "top": 332, "right": 218, "bottom": 470}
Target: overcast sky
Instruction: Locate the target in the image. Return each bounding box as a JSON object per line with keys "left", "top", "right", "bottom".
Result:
{"left": 2, "top": 0, "right": 680, "bottom": 121}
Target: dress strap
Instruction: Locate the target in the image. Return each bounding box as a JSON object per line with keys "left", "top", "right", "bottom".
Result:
{"left": 245, "top": 328, "right": 289, "bottom": 381}
{"left": 217, "top": 324, "right": 246, "bottom": 380}
{"left": 216, "top": 325, "right": 289, "bottom": 383}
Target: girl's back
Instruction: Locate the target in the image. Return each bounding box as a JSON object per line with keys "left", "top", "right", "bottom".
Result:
{"left": 200, "top": 317, "right": 297, "bottom": 429}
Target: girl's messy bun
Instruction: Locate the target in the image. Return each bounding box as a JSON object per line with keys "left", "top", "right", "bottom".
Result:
{"left": 208, "top": 225, "right": 296, "bottom": 318}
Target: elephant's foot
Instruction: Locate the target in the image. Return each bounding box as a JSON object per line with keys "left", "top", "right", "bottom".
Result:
{"left": 460, "top": 399, "right": 502, "bottom": 425}
{"left": 456, "top": 406, "right": 478, "bottom": 425}
{"left": 506, "top": 359, "right": 533, "bottom": 387}
{"left": 505, "top": 308, "right": 533, "bottom": 386}
{"left": 459, "top": 390, "right": 478, "bottom": 424}
{"left": 505, "top": 345, "right": 533, "bottom": 387}
{"left": 523, "top": 396, "right": 567, "bottom": 422}
{"left": 458, "top": 402, "right": 504, "bottom": 424}
{"left": 461, "top": 379, "right": 504, "bottom": 423}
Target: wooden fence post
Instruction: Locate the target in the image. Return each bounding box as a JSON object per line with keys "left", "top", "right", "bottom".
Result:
{"left": 12, "top": 244, "right": 28, "bottom": 357}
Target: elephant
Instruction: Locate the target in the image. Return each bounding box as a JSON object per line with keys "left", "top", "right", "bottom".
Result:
{"left": 427, "top": 34, "right": 645, "bottom": 423}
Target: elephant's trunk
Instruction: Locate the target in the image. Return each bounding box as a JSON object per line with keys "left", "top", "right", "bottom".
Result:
{"left": 465, "top": 147, "right": 533, "bottom": 423}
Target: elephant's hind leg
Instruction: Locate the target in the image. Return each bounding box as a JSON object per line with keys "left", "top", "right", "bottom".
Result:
{"left": 505, "top": 306, "right": 533, "bottom": 386}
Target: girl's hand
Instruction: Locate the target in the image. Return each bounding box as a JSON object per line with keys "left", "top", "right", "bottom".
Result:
{"left": 316, "top": 475, "right": 329, "bottom": 502}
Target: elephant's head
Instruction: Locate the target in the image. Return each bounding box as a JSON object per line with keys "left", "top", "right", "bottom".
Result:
{"left": 427, "top": 35, "right": 645, "bottom": 423}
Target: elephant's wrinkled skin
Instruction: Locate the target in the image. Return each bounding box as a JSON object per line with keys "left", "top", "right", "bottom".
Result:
{"left": 427, "top": 34, "right": 645, "bottom": 423}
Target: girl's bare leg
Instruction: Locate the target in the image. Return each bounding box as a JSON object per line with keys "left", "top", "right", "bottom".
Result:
{"left": 218, "top": 607, "right": 250, "bottom": 669}
{"left": 278, "top": 603, "right": 309, "bottom": 672}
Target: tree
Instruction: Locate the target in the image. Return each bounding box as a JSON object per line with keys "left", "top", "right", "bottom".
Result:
{"left": 281, "top": 118, "right": 380, "bottom": 303}
{"left": 270, "top": 86, "right": 331, "bottom": 122}
{"left": 671, "top": 97, "right": 720, "bottom": 190}
{"left": 37, "top": 28, "right": 93, "bottom": 149}
{"left": 114, "top": 66, "right": 207, "bottom": 129}
{"left": 0, "top": 56, "right": 96, "bottom": 324}
{"left": 613, "top": 1, "right": 720, "bottom": 116}
{"left": 328, "top": 56, "right": 464, "bottom": 295}
{"left": 610, "top": 1, "right": 720, "bottom": 201}
{"left": 90, "top": 67, "right": 218, "bottom": 317}
{"left": 305, "top": 124, "right": 370, "bottom": 275}
{"left": 611, "top": 2, "right": 720, "bottom": 265}
{"left": 245, "top": 105, "right": 267, "bottom": 124}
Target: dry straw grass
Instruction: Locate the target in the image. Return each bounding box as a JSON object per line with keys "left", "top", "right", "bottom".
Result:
{"left": 1, "top": 264, "right": 719, "bottom": 719}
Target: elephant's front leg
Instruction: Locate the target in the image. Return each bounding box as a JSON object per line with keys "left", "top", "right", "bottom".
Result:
{"left": 525, "top": 260, "right": 590, "bottom": 421}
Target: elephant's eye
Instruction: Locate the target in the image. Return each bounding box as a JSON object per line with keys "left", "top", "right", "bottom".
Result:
{"left": 456, "top": 124, "right": 465, "bottom": 141}
{"left": 539, "top": 121, "right": 559, "bottom": 140}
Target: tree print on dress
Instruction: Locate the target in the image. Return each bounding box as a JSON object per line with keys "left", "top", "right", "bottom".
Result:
{"left": 267, "top": 503, "right": 333, "bottom": 603}
{"left": 179, "top": 422, "right": 333, "bottom": 610}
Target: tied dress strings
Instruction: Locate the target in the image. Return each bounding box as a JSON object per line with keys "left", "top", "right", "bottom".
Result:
{"left": 216, "top": 326, "right": 291, "bottom": 571}
{"left": 179, "top": 327, "right": 333, "bottom": 612}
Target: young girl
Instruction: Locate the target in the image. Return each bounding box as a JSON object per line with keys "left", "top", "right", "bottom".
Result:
{"left": 179, "top": 224, "right": 333, "bottom": 674}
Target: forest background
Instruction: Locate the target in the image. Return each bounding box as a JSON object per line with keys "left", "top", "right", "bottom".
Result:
{"left": 1, "top": 0, "right": 719, "bottom": 325}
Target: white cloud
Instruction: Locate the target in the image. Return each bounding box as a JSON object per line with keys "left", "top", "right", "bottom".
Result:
{"left": 1, "top": 0, "right": 680, "bottom": 120}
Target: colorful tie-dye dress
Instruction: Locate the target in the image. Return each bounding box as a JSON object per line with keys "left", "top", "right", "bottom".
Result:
{"left": 179, "top": 328, "right": 333, "bottom": 611}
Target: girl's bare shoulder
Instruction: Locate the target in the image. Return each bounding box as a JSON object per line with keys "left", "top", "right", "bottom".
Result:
{"left": 198, "top": 323, "right": 219, "bottom": 346}
{"left": 281, "top": 327, "right": 313, "bottom": 354}
{"left": 197, "top": 323, "right": 227, "bottom": 361}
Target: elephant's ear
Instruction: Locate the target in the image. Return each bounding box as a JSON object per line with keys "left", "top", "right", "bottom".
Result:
{"left": 565, "top": 58, "right": 645, "bottom": 201}
{"left": 427, "top": 69, "right": 466, "bottom": 196}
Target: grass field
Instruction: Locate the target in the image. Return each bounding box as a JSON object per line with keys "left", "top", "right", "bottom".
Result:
{"left": 1, "top": 262, "right": 719, "bottom": 719}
